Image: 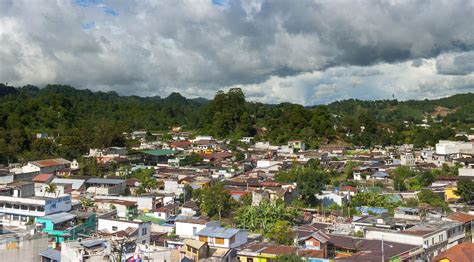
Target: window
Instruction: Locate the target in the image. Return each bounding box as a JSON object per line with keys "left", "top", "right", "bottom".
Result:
{"left": 199, "top": 236, "right": 208, "bottom": 242}
{"left": 247, "top": 258, "right": 253, "bottom": 262}
{"left": 215, "top": 237, "right": 225, "bottom": 244}
{"left": 432, "top": 238, "right": 434, "bottom": 245}
{"left": 112, "top": 226, "right": 118, "bottom": 231}
{"left": 142, "top": 228, "right": 147, "bottom": 236}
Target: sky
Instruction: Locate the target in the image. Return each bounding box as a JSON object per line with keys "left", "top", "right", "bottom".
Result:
{"left": 0, "top": 0, "right": 473, "bottom": 105}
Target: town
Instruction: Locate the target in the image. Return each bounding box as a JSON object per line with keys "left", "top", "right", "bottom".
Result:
{"left": 1, "top": 129, "right": 474, "bottom": 261}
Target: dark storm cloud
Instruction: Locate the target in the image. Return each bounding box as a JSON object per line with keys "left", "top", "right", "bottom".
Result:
{"left": 0, "top": 0, "right": 473, "bottom": 104}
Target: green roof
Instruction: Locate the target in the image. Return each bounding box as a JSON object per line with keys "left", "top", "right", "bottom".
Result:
{"left": 136, "top": 215, "right": 166, "bottom": 225}
{"left": 141, "top": 149, "right": 177, "bottom": 156}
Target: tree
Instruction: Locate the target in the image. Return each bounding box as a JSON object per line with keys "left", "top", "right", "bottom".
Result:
{"left": 183, "top": 153, "right": 203, "bottom": 166}
{"left": 194, "top": 182, "right": 234, "bottom": 220}
{"left": 240, "top": 193, "right": 252, "bottom": 206}
{"left": 179, "top": 184, "right": 193, "bottom": 203}
{"left": 455, "top": 179, "right": 474, "bottom": 203}
{"left": 274, "top": 254, "right": 304, "bottom": 262}
{"left": 80, "top": 197, "right": 96, "bottom": 208}
{"left": 45, "top": 183, "right": 57, "bottom": 197}
{"left": 266, "top": 220, "right": 295, "bottom": 245}
{"left": 418, "top": 189, "right": 448, "bottom": 211}
{"left": 297, "top": 169, "right": 329, "bottom": 206}
{"left": 235, "top": 200, "right": 298, "bottom": 236}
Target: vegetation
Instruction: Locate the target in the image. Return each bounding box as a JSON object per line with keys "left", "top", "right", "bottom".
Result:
{"left": 235, "top": 200, "right": 298, "bottom": 242}
{"left": 193, "top": 182, "right": 235, "bottom": 220}
{"left": 0, "top": 83, "right": 473, "bottom": 164}
{"left": 455, "top": 179, "right": 474, "bottom": 203}
{"left": 274, "top": 254, "right": 304, "bottom": 262}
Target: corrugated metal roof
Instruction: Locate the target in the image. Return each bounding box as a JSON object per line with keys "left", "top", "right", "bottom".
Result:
{"left": 196, "top": 226, "right": 241, "bottom": 238}
{"left": 141, "top": 149, "right": 177, "bottom": 156}
{"left": 86, "top": 178, "right": 125, "bottom": 185}
{"left": 39, "top": 248, "right": 61, "bottom": 261}
{"left": 51, "top": 178, "right": 85, "bottom": 190}
{"left": 40, "top": 212, "right": 76, "bottom": 224}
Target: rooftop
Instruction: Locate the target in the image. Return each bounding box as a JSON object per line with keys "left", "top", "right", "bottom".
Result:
{"left": 39, "top": 212, "right": 76, "bottom": 224}
{"left": 196, "top": 226, "right": 242, "bottom": 239}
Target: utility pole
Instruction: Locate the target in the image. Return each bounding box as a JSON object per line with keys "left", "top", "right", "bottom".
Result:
{"left": 381, "top": 235, "right": 384, "bottom": 262}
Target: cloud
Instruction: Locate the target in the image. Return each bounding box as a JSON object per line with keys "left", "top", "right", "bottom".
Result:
{"left": 0, "top": 0, "right": 473, "bottom": 104}
{"left": 436, "top": 51, "right": 474, "bottom": 75}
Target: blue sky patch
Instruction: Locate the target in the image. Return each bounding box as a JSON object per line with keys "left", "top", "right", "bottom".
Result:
{"left": 74, "top": 0, "right": 104, "bottom": 7}
{"left": 81, "top": 21, "right": 96, "bottom": 30}
{"left": 104, "top": 7, "right": 118, "bottom": 16}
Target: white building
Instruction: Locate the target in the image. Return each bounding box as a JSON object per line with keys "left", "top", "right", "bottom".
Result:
{"left": 175, "top": 217, "right": 220, "bottom": 239}
{"left": 0, "top": 191, "right": 71, "bottom": 225}
{"left": 316, "top": 191, "right": 349, "bottom": 207}
{"left": 436, "top": 140, "right": 474, "bottom": 155}
{"left": 400, "top": 153, "right": 415, "bottom": 166}
{"left": 97, "top": 218, "right": 151, "bottom": 244}
{"left": 195, "top": 226, "right": 248, "bottom": 248}
{"left": 20, "top": 158, "right": 71, "bottom": 174}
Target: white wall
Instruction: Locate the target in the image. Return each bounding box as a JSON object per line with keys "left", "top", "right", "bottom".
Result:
{"left": 98, "top": 218, "right": 151, "bottom": 244}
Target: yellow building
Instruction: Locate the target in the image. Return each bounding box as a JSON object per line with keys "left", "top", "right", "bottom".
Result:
{"left": 444, "top": 185, "right": 460, "bottom": 201}
{"left": 183, "top": 239, "right": 208, "bottom": 261}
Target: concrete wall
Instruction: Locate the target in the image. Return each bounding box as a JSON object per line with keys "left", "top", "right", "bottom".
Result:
{"left": 0, "top": 233, "right": 49, "bottom": 262}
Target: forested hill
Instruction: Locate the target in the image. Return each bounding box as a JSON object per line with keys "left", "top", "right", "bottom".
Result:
{"left": 0, "top": 83, "right": 473, "bottom": 163}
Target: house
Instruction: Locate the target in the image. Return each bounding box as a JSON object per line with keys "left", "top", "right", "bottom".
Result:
{"left": 288, "top": 140, "right": 306, "bottom": 151}
{"left": 327, "top": 234, "right": 422, "bottom": 261}
{"left": 401, "top": 153, "right": 416, "bottom": 166}
{"left": 371, "top": 171, "right": 390, "bottom": 180}
{"left": 196, "top": 226, "right": 248, "bottom": 248}
{"left": 394, "top": 207, "right": 423, "bottom": 221}
{"left": 433, "top": 242, "right": 474, "bottom": 262}
{"left": 316, "top": 191, "right": 349, "bottom": 207}
{"left": 97, "top": 217, "right": 151, "bottom": 244}
{"left": 183, "top": 239, "right": 208, "bottom": 261}
{"left": 140, "top": 149, "right": 178, "bottom": 165}
{"left": 295, "top": 228, "right": 330, "bottom": 253}
{"left": 0, "top": 182, "right": 71, "bottom": 226}
{"left": 175, "top": 217, "right": 220, "bottom": 239}
{"left": 51, "top": 178, "right": 86, "bottom": 191}
{"left": 237, "top": 243, "right": 298, "bottom": 262}
{"left": 181, "top": 200, "right": 200, "bottom": 216}
{"left": 21, "top": 158, "right": 71, "bottom": 174}
{"left": 365, "top": 220, "right": 465, "bottom": 260}
{"left": 35, "top": 210, "right": 96, "bottom": 243}
{"left": 86, "top": 178, "right": 126, "bottom": 195}
{"left": 39, "top": 248, "right": 61, "bottom": 262}
{"left": 446, "top": 212, "right": 474, "bottom": 243}
{"left": 95, "top": 199, "right": 138, "bottom": 220}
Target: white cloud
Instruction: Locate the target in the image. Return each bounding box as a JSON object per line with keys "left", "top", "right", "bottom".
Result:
{"left": 0, "top": 0, "right": 473, "bottom": 104}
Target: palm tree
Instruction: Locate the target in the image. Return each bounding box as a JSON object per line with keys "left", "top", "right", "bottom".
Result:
{"left": 44, "top": 183, "right": 58, "bottom": 197}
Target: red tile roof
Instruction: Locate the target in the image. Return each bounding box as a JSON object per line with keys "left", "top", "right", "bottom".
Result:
{"left": 434, "top": 242, "right": 474, "bottom": 262}
{"left": 32, "top": 173, "right": 54, "bottom": 183}
{"left": 448, "top": 212, "right": 474, "bottom": 223}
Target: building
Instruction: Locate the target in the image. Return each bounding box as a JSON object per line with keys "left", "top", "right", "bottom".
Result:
{"left": 97, "top": 218, "right": 151, "bottom": 244}
{"left": 183, "top": 239, "right": 208, "bottom": 261}
{"left": 433, "top": 242, "right": 474, "bottom": 262}
{"left": 35, "top": 211, "right": 96, "bottom": 243}
{"left": 394, "top": 207, "right": 423, "bottom": 221}
{"left": 95, "top": 199, "right": 138, "bottom": 220}
{"left": 0, "top": 182, "right": 71, "bottom": 225}
{"left": 288, "top": 140, "right": 306, "bottom": 151}
{"left": 401, "top": 153, "right": 416, "bottom": 166}
{"left": 86, "top": 178, "right": 126, "bottom": 195}
{"left": 0, "top": 227, "right": 49, "bottom": 262}
{"left": 175, "top": 217, "right": 220, "bottom": 239}
{"left": 21, "top": 158, "right": 71, "bottom": 174}
{"left": 196, "top": 226, "right": 248, "bottom": 248}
